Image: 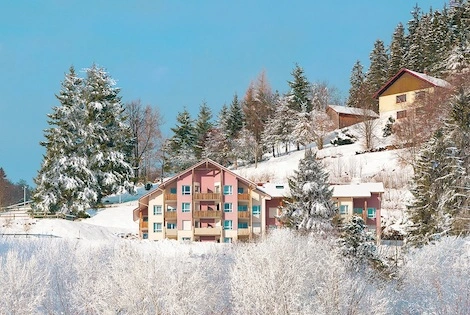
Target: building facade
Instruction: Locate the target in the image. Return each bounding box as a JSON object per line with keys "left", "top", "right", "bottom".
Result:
{"left": 331, "top": 182, "right": 385, "bottom": 239}
{"left": 373, "top": 68, "right": 450, "bottom": 117}
{"left": 133, "top": 159, "right": 283, "bottom": 242}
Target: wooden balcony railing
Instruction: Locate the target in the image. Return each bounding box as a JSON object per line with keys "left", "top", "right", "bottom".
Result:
{"left": 238, "top": 211, "right": 251, "bottom": 219}
{"left": 140, "top": 221, "right": 148, "bottom": 230}
{"left": 194, "top": 227, "right": 222, "bottom": 236}
{"left": 193, "top": 193, "right": 221, "bottom": 200}
{"left": 237, "top": 228, "right": 251, "bottom": 236}
{"left": 165, "top": 194, "right": 177, "bottom": 201}
{"left": 165, "top": 211, "right": 177, "bottom": 219}
{"left": 193, "top": 210, "right": 222, "bottom": 218}
{"left": 238, "top": 193, "right": 250, "bottom": 201}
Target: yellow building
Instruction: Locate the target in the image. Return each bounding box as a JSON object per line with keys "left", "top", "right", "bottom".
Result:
{"left": 373, "top": 68, "right": 450, "bottom": 118}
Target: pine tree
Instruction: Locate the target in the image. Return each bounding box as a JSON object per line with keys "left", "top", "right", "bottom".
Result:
{"left": 82, "top": 65, "right": 135, "bottom": 203}
{"left": 226, "top": 93, "right": 244, "bottom": 139}
{"left": 347, "top": 60, "right": 366, "bottom": 108}
{"left": 405, "top": 5, "right": 425, "bottom": 71}
{"left": 366, "top": 39, "right": 389, "bottom": 104}
{"left": 339, "top": 216, "right": 384, "bottom": 270}
{"left": 388, "top": 23, "right": 406, "bottom": 77}
{"left": 194, "top": 101, "right": 213, "bottom": 160}
{"left": 168, "top": 108, "right": 197, "bottom": 172}
{"left": 287, "top": 63, "right": 312, "bottom": 112}
{"left": 279, "top": 149, "right": 336, "bottom": 232}
{"left": 34, "top": 67, "right": 96, "bottom": 213}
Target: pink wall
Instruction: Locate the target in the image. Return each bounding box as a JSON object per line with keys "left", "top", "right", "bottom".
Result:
{"left": 266, "top": 198, "right": 283, "bottom": 227}
{"left": 353, "top": 193, "right": 382, "bottom": 233}
{"left": 223, "top": 171, "right": 239, "bottom": 229}
{"left": 177, "top": 171, "right": 193, "bottom": 229}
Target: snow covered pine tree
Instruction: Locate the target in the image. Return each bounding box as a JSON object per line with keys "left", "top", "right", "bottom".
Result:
{"left": 279, "top": 149, "right": 336, "bottom": 232}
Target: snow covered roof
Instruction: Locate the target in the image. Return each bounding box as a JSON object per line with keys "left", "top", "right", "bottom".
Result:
{"left": 331, "top": 182, "right": 384, "bottom": 198}
{"left": 327, "top": 105, "right": 379, "bottom": 118}
{"left": 257, "top": 183, "right": 290, "bottom": 197}
{"left": 373, "top": 68, "right": 451, "bottom": 98}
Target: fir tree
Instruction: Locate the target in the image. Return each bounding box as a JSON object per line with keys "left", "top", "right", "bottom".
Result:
{"left": 287, "top": 63, "right": 312, "bottom": 112}
{"left": 82, "top": 65, "right": 135, "bottom": 203}
{"left": 194, "top": 101, "right": 213, "bottom": 160}
{"left": 168, "top": 108, "right": 197, "bottom": 172}
{"left": 339, "top": 216, "right": 385, "bottom": 270}
{"left": 226, "top": 93, "right": 244, "bottom": 139}
{"left": 366, "top": 39, "right": 389, "bottom": 106}
{"left": 388, "top": 23, "right": 406, "bottom": 77}
{"left": 347, "top": 60, "right": 366, "bottom": 108}
{"left": 34, "top": 67, "right": 97, "bottom": 213}
{"left": 279, "top": 149, "right": 336, "bottom": 232}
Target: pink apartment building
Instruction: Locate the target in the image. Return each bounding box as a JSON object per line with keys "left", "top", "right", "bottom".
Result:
{"left": 133, "top": 159, "right": 284, "bottom": 242}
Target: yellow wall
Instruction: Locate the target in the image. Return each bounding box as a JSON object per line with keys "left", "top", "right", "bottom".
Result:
{"left": 379, "top": 88, "right": 433, "bottom": 113}
{"left": 334, "top": 197, "right": 353, "bottom": 219}
{"left": 148, "top": 192, "right": 164, "bottom": 241}
{"left": 380, "top": 72, "right": 433, "bottom": 96}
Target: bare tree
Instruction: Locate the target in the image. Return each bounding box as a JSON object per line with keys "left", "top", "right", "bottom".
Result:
{"left": 311, "top": 110, "right": 335, "bottom": 150}
{"left": 355, "top": 83, "right": 380, "bottom": 150}
{"left": 125, "top": 100, "right": 164, "bottom": 182}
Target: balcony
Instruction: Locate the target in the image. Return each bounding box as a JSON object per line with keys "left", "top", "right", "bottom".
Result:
{"left": 193, "top": 210, "right": 222, "bottom": 218}
{"left": 238, "top": 193, "right": 250, "bottom": 201}
{"left": 194, "top": 226, "right": 221, "bottom": 236}
{"left": 166, "top": 228, "right": 178, "bottom": 237}
{"left": 165, "top": 194, "right": 177, "bottom": 202}
{"left": 238, "top": 211, "right": 251, "bottom": 219}
{"left": 238, "top": 228, "right": 251, "bottom": 236}
{"left": 165, "top": 211, "right": 177, "bottom": 219}
{"left": 194, "top": 192, "right": 221, "bottom": 201}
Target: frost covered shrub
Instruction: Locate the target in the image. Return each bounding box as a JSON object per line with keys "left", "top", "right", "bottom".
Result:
{"left": 230, "top": 229, "right": 389, "bottom": 314}
{"left": 394, "top": 237, "right": 470, "bottom": 314}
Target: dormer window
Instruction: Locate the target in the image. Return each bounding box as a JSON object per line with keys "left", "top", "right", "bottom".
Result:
{"left": 396, "top": 94, "right": 406, "bottom": 103}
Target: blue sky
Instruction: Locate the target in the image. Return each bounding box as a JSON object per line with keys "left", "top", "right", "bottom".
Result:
{"left": 0, "top": 0, "right": 447, "bottom": 185}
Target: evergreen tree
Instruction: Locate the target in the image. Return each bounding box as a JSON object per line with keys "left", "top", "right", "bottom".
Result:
{"left": 226, "top": 93, "right": 244, "bottom": 139}
{"left": 34, "top": 67, "right": 97, "bottom": 213}
{"left": 287, "top": 63, "right": 312, "bottom": 112}
{"left": 405, "top": 5, "right": 425, "bottom": 71}
{"left": 388, "top": 23, "right": 406, "bottom": 76}
{"left": 366, "top": 39, "right": 389, "bottom": 112}
{"left": 347, "top": 60, "right": 366, "bottom": 108}
{"left": 194, "top": 101, "right": 213, "bottom": 160}
{"left": 279, "top": 149, "right": 336, "bottom": 232}
{"left": 168, "top": 108, "right": 197, "bottom": 172}
{"left": 82, "top": 65, "right": 135, "bottom": 203}
{"left": 339, "top": 216, "right": 384, "bottom": 270}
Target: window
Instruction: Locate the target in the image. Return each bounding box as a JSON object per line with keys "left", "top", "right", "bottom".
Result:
{"left": 353, "top": 208, "right": 363, "bottom": 215}
{"left": 339, "top": 205, "right": 348, "bottom": 215}
{"left": 143, "top": 217, "right": 148, "bottom": 222}
{"left": 224, "top": 203, "right": 233, "bottom": 212}
{"left": 238, "top": 222, "right": 248, "bottom": 229}
{"left": 238, "top": 205, "right": 248, "bottom": 211}
{"left": 367, "top": 208, "right": 376, "bottom": 219}
{"left": 142, "top": 233, "right": 148, "bottom": 239}
{"left": 153, "top": 205, "right": 162, "bottom": 215}
{"left": 153, "top": 222, "right": 162, "bottom": 233}
{"left": 194, "top": 183, "right": 200, "bottom": 193}
{"left": 275, "top": 185, "right": 284, "bottom": 189}
{"left": 182, "top": 203, "right": 190, "bottom": 212}
{"left": 224, "top": 220, "right": 233, "bottom": 230}
{"left": 182, "top": 185, "right": 191, "bottom": 195}
{"left": 237, "top": 187, "right": 244, "bottom": 194}
{"left": 167, "top": 205, "right": 176, "bottom": 212}
{"left": 415, "top": 90, "right": 426, "bottom": 100}
{"left": 396, "top": 94, "right": 406, "bottom": 103}
{"left": 223, "top": 185, "right": 233, "bottom": 195}
{"left": 167, "top": 223, "right": 176, "bottom": 229}
{"left": 182, "top": 237, "right": 191, "bottom": 242}
{"left": 170, "top": 187, "right": 177, "bottom": 194}
{"left": 252, "top": 205, "right": 261, "bottom": 215}
{"left": 224, "top": 237, "right": 232, "bottom": 243}
{"left": 397, "top": 110, "right": 407, "bottom": 119}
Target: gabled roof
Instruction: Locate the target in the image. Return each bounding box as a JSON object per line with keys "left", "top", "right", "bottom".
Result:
{"left": 134, "top": 158, "right": 272, "bottom": 213}
{"left": 373, "top": 68, "right": 451, "bottom": 99}
{"left": 257, "top": 183, "right": 290, "bottom": 197}
{"left": 331, "top": 182, "right": 384, "bottom": 198}
{"left": 327, "top": 105, "right": 379, "bottom": 118}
